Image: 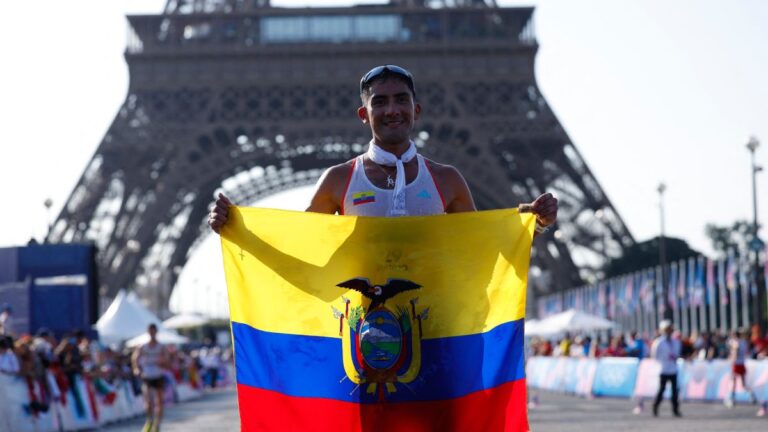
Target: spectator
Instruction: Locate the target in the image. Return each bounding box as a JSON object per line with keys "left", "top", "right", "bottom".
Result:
{"left": 750, "top": 324, "right": 767, "bottom": 359}
{"left": 0, "top": 336, "right": 19, "bottom": 374}
{"left": 625, "top": 331, "right": 646, "bottom": 359}
{"left": 557, "top": 334, "right": 572, "bottom": 357}
{"left": 55, "top": 333, "right": 87, "bottom": 418}
{"left": 651, "top": 320, "right": 682, "bottom": 417}
{"left": 604, "top": 335, "right": 625, "bottom": 357}
{"left": 569, "top": 336, "right": 585, "bottom": 358}
{"left": 0, "top": 336, "right": 21, "bottom": 432}
{"left": 31, "top": 328, "right": 55, "bottom": 366}
{"left": 692, "top": 331, "right": 711, "bottom": 360}
{"left": 0, "top": 304, "right": 14, "bottom": 338}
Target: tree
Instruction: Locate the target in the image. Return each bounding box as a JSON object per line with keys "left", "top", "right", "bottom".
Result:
{"left": 603, "top": 236, "right": 700, "bottom": 278}
{"left": 705, "top": 219, "right": 757, "bottom": 258}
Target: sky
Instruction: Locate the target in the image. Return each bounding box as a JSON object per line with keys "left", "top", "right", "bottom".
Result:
{"left": 1, "top": 0, "right": 766, "bottom": 316}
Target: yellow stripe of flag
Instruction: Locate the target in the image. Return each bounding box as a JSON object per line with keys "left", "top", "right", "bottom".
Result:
{"left": 221, "top": 207, "right": 534, "bottom": 339}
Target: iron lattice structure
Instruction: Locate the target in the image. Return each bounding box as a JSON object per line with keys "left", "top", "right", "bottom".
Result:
{"left": 50, "top": 0, "right": 634, "bottom": 313}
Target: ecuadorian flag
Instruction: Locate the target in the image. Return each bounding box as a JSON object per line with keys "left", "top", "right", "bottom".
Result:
{"left": 221, "top": 208, "right": 535, "bottom": 431}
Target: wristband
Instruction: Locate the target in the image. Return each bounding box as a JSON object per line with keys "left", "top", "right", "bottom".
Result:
{"left": 534, "top": 221, "right": 551, "bottom": 234}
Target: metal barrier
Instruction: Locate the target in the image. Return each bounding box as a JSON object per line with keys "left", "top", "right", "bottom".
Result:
{"left": 526, "top": 356, "right": 768, "bottom": 403}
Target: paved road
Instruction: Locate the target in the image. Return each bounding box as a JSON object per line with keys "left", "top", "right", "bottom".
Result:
{"left": 104, "top": 387, "right": 767, "bottom": 431}
{"left": 103, "top": 387, "right": 240, "bottom": 431}
{"left": 529, "top": 390, "right": 767, "bottom": 431}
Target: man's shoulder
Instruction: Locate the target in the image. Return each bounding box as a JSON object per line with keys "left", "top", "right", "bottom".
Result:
{"left": 322, "top": 159, "right": 356, "bottom": 181}
{"left": 423, "top": 157, "right": 460, "bottom": 175}
{"left": 422, "top": 157, "right": 466, "bottom": 187}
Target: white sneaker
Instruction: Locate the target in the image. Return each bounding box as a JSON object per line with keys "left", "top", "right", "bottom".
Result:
{"left": 724, "top": 399, "right": 734, "bottom": 408}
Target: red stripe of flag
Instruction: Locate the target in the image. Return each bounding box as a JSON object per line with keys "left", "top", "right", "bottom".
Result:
{"left": 236, "top": 379, "right": 530, "bottom": 432}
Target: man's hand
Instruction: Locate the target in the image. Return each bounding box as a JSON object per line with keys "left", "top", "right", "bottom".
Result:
{"left": 518, "top": 192, "right": 558, "bottom": 227}
{"left": 208, "top": 193, "right": 233, "bottom": 234}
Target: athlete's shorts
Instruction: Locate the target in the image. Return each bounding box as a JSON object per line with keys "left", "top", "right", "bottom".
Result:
{"left": 143, "top": 377, "right": 165, "bottom": 389}
{"left": 733, "top": 364, "right": 746, "bottom": 376}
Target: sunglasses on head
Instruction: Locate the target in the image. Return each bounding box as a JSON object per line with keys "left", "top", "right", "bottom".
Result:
{"left": 359, "top": 65, "right": 416, "bottom": 97}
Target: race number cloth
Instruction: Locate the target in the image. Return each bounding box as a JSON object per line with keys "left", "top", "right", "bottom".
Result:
{"left": 221, "top": 207, "right": 535, "bottom": 431}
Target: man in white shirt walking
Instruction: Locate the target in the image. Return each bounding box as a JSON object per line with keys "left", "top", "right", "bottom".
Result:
{"left": 651, "top": 319, "right": 682, "bottom": 417}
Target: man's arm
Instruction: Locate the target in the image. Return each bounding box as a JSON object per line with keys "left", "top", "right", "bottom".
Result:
{"left": 424, "top": 160, "right": 476, "bottom": 213}
{"left": 208, "top": 162, "right": 353, "bottom": 233}
{"left": 425, "top": 159, "right": 558, "bottom": 226}
{"left": 305, "top": 163, "right": 353, "bottom": 214}
{"left": 650, "top": 339, "right": 659, "bottom": 360}
{"left": 131, "top": 347, "right": 142, "bottom": 376}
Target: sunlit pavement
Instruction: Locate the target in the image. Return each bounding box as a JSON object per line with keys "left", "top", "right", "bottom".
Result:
{"left": 102, "top": 386, "right": 768, "bottom": 431}
{"left": 103, "top": 387, "right": 239, "bottom": 431}
{"left": 528, "top": 390, "right": 767, "bottom": 431}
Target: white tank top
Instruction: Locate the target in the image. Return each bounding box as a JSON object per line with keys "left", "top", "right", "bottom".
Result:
{"left": 342, "top": 154, "right": 445, "bottom": 216}
{"left": 139, "top": 343, "right": 165, "bottom": 379}
{"left": 734, "top": 339, "right": 748, "bottom": 365}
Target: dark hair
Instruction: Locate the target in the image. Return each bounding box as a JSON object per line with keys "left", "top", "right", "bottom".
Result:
{"left": 359, "top": 65, "right": 417, "bottom": 101}
{"left": 148, "top": 323, "right": 158, "bottom": 332}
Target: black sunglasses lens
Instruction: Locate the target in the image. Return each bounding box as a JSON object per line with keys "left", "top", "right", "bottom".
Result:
{"left": 361, "top": 65, "right": 412, "bottom": 88}
{"left": 362, "top": 66, "right": 386, "bottom": 85}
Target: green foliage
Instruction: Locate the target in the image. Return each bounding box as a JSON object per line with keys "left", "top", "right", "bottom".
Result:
{"left": 603, "top": 236, "right": 700, "bottom": 278}
{"left": 348, "top": 306, "right": 364, "bottom": 330}
{"left": 397, "top": 306, "right": 411, "bottom": 333}
{"left": 705, "top": 219, "right": 757, "bottom": 257}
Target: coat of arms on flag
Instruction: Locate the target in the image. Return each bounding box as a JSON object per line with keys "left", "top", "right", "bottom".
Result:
{"left": 220, "top": 207, "right": 535, "bottom": 431}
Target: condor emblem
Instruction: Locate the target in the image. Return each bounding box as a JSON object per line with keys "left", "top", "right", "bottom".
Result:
{"left": 332, "top": 278, "right": 429, "bottom": 401}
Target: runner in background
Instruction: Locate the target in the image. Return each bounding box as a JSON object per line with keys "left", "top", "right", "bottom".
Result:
{"left": 725, "top": 328, "right": 758, "bottom": 408}
{"left": 132, "top": 324, "right": 169, "bottom": 432}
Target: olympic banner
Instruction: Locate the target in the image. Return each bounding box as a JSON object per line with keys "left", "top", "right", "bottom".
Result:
{"left": 563, "top": 358, "right": 598, "bottom": 396}
{"left": 591, "top": 357, "right": 639, "bottom": 397}
{"left": 221, "top": 208, "right": 536, "bottom": 431}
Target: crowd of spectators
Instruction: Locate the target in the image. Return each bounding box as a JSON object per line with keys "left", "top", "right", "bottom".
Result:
{"left": 528, "top": 324, "right": 768, "bottom": 361}
{"left": 0, "top": 303, "right": 232, "bottom": 422}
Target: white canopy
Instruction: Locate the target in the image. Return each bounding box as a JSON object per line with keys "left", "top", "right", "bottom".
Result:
{"left": 525, "top": 309, "right": 615, "bottom": 337}
{"left": 162, "top": 313, "right": 209, "bottom": 329}
{"left": 94, "top": 290, "right": 165, "bottom": 346}
{"left": 125, "top": 329, "right": 189, "bottom": 348}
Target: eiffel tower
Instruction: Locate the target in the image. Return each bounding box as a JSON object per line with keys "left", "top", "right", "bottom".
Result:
{"left": 49, "top": 0, "right": 634, "bottom": 313}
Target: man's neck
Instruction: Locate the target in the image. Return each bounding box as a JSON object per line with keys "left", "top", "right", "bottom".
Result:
{"left": 373, "top": 139, "right": 411, "bottom": 158}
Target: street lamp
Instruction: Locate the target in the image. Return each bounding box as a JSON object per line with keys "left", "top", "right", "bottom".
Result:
{"left": 746, "top": 136, "right": 765, "bottom": 329}
{"left": 43, "top": 198, "right": 53, "bottom": 242}
{"left": 595, "top": 208, "right": 608, "bottom": 277}
{"left": 658, "top": 182, "right": 671, "bottom": 320}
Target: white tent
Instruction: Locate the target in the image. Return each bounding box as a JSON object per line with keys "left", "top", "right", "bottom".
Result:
{"left": 524, "top": 319, "right": 543, "bottom": 337}
{"left": 94, "top": 290, "right": 165, "bottom": 346}
{"left": 525, "top": 309, "right": 615, "bottom": 337}
{"left": 125, "top": 329, "right": 189, "bottom": 348}
{"left": 162, "top": 313, "right": 209, "bottom": 329}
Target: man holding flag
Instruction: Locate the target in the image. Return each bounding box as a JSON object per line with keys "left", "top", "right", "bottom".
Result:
{"left": 208, "top": 65, "right": 557, "bottom": 225}
{"left": 208, "top": 65, "right": 557, "bottom": 431}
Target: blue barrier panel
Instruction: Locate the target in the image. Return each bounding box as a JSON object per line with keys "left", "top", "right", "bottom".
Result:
{"left": 562, "top": 358, "right": 579, "bottom": 393}
{"left": 0, "top": 247, "right": 18, "bottom": 283}
{"left": 748, "top": 360, "right": 768, "bottom": 403}
{"left": 529, "top": 357, "right": 556, "bottom": 390}
{"left": 544, "top": 358, "right": 569, "bottom": 392}
{"left": 681, "top": 359, "right": 709, "bottom": 401}
{"left": 529, "top": 356, "right": 768, "bottom": 403}
{"left": 592, "top": 357, "right": 639, "bottom": 397}
{"left": 525, "top": 357, "right": 548, "bottom": 389}
{"left": 562, "top": 358, "right": 598, "bottom": 395}
{"left": 576, "top": 358, "right": 598, "bottom": 396}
